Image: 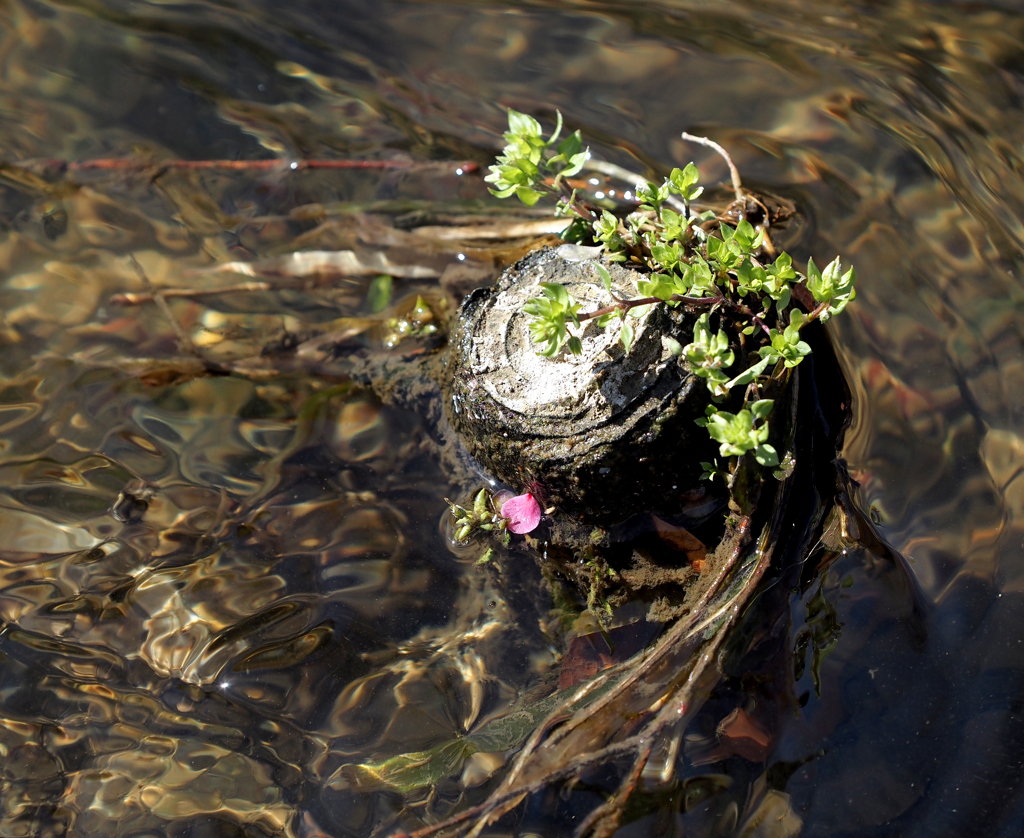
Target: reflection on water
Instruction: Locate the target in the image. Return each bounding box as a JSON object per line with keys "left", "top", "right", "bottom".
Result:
{"left": 1, "top": 0, "right": 1024, "bottom": 835}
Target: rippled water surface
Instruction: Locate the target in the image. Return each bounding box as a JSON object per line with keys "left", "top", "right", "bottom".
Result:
{"left": 2, "top": 0, "right": 1024, "bottom": 836}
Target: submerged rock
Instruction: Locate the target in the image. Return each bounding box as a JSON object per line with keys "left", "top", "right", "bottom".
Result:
{"left": 443, "top": 247, "right": 719, "bottom": 521}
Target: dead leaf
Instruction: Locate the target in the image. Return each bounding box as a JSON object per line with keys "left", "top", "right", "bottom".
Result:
{"left": 558, "top": 621, "right": 656, "bottom": 690}
{"left": 716, "top": 707, "right": 772, "bottom": 762}
{"left": 652, "top": 515, "right": 707, "bottom": 566}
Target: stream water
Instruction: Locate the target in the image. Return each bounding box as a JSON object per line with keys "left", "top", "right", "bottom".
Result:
{"left": 0, "top": 0, "right": 1023, "bottom": 836}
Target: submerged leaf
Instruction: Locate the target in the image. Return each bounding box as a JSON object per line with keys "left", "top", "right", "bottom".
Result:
{"left": 330, "top": 740, "right": 477, "bottom": 794}
{"left": 366, "top": 274, "right": 393, "bottom": 313}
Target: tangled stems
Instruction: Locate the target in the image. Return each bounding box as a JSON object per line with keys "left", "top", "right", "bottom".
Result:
{"left": 487, "top": 109, "right": 857, "bottom": 475}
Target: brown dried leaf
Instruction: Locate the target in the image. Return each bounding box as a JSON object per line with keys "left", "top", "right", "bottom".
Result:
{"left": 558, "top": 622, "right": 654, "bottom": 690}
{"left": 652, "top": 515, "right": 707, "bottom": 566}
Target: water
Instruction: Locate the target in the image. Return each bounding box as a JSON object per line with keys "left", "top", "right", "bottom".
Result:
{"left": 0, "top": 0, "right": 1023, "bottom": 835}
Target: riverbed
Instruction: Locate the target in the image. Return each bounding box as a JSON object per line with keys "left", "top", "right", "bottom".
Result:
{"left": 0, "top": 1, "right": 1022, "bottom": 836}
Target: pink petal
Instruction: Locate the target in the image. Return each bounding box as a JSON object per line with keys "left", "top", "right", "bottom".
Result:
{"left": 500, "top": 492, "right": 542, "bottom": 534}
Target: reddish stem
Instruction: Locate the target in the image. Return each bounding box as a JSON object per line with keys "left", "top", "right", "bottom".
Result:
{"left": 721, "top": 298, "right": 772, "bottom": 336}
{"left": 21, "top": 158, "right": 479, "bottom": 174}
{"left": 575, "top": 290, "right": 725, "bottom": 323}
{"left": 804, "top": 300, "right": 831, "bottom": 323}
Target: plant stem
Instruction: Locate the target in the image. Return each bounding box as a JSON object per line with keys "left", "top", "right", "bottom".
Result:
{"left": 804, "top": 300, "right": 832, "bottom": 323}
{"left": 583, "top": 158, "right": 688, "bottom": 214}
{"left": 680, "top": 132, "right": 743, "bottom": 203}
{"left": 720, "top": 297, "right": 773, "bottom": 336}
{"left": 575, "top": 290, "right": 725, "bottom": 323}
{"left": 573, "top": 287, "right": 776, "bottom": 339}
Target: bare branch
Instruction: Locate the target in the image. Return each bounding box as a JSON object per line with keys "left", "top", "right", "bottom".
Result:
{"left": 680, "top": 132, "right": 744, "bottom": 202}
{"left": 110, "top": 281, "right": 272, "bottom": 306}
{"left": 127, "top": 255, "right": 196, "bottom": 356}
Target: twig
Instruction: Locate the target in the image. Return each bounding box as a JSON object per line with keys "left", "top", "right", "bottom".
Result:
{"left": 583, "top": 158, "right": 688, "bottom": 214}
{"left": 574, "top": 288, "right": 773, "bottom": 338}
{"left": 384, "top": 513, "right": 763, "bottom": 838}
{"left": 110, "top": 281, "right": 272, "bottom": 305}
{"left": 804, "top": 299, "right": 832, "bottom": 324}
{"left": 125, "top": 254, "right": 240, "bottom": 379}
{"left": 537, "top": 517, "right": 753, "bottom": 758}
{"left": 396, "top": 536, "right": 760, "bottom": 838}
{"left": 680, "top": 132, "right": 744, "bottom": 203}
{"left": 720, "top": 297, "right": 773, "bottom": 337}
{"left": 127, "top": 255, "right": 196, "bottom": 355}
{"left": 573, "top": 744, "right": 653, "bottom": 838}
{"left": 454, "top": 673, "right": 617, "bottom": 838}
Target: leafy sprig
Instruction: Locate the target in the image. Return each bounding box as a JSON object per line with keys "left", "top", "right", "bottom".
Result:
{"left": 484, "top": 110, "right": 588, "bottom": 206}
{"left": 446, "top": 488, "right": 510, "bottom": 546}
{"left": 683, "top": 314, "right": 734, "bottom": 397}
{"left": 522, "top": 282, "right": 583, "bottom": 357}
{"left": 702, "top": 400, "right": 779, "bottom": 467}
{"left": 806, "top": 256, "right": 857, "bottom": 321}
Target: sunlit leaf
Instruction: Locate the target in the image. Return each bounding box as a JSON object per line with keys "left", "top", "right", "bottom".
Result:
{"left": 620, "top": 320, "right": 634, "bottom": 351}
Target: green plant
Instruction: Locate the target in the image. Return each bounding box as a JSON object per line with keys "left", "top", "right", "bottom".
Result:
{"left": 701, "top": 400, "right": 778, "bottom": 467}
{"left": 484, "top": 111, "right": 588, "bottom": 206}
{"left": 446, "top": 488, "right": 510, "bottom": 547}
{"left": 488, "top": 109, "right": 857, "bottom": 478}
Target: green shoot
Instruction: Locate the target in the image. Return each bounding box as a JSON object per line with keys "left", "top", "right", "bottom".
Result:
{"left": 485, "top": 110, "right": 587, "bottom": 205}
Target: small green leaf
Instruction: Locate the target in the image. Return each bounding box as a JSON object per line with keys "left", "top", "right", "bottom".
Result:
{"left": 558, "top": 130, "right": 583, "bottom": 158}
{"left": 725, "top": 355, "right": 771, "bottom": 389}
{"left": 594, "top": 210, "right": 620, "bottom": 244}
{"left": 750, "top": 399, "right": 774, "bottom": 420}
{"left": 595, "top": 263, "right": 613, "bottom": 295}
{"left": 704, "top": 408, "right": 770, "bottom": 458}
{"left": 562, "top": 151, "right": 588, "bottom": 178}
{"left": 540, "top": 282, "right": 570, "bottom": 307}
{"left": 473, "top": 488, "right": 488, "bottom": 517}
{"left": 755, "top": 444, "right": 779, "bottom": 467}
{"left": 507, "top": 109, "right": 542, "bottom": 138}
{"left": 567, "top": 336, "right": 583, "bottom": 355}
{"left": 515, "top": 186, "right": 542, "bottom": 206}
{"left": 776, "top": 286, "right": 791, "bottom": 311}
{"left": 620, "top": 320, "right": 634, "bottom": 352}
{"left": 538, "top": 339, "right": 560, "bottom": 358}
{"left": 488, "top": 184, "right": 518, "bottom": 199}
{"left": 366, "top": 274, "right": 393, "bottom": 313}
